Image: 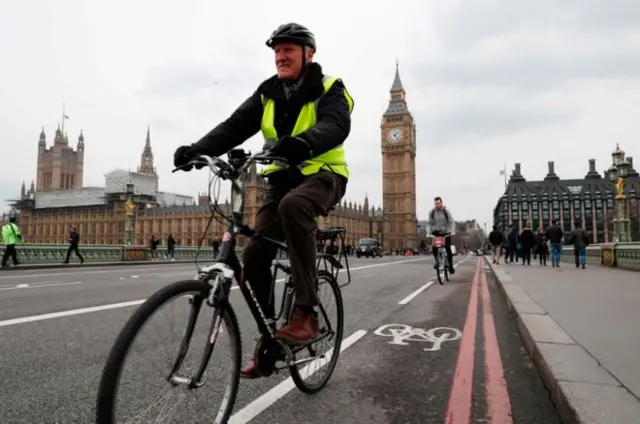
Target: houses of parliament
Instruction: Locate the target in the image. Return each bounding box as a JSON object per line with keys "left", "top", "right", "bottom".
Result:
{"left": 7, "top": 65, "right": 419, "bottom": 250}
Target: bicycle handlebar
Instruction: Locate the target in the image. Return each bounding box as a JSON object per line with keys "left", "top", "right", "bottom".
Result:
{"left": 172, "top": 149, "right": 289, "bottom": 179}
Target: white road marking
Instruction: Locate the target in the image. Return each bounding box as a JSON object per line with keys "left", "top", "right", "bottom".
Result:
{"left": 0, "top": 257, "right": 429, "bottom": 327}
{"left": 398, "top": 281, "right": 434, "bottom": 305}
{"left": 131, "top": 276, "right": 139, "bottom": 279}
{"left": 0, "top": 265, "right": 194, "bottom": 280}
{"left": 0, "top": 281, "right": 84, "bottom": 291}
{"left": 396, "top": 257, "right": 470, "bottom": 305}
{"left": 0, "top": 299, "right": 145, "bottom": 327}
{"left": 228, "top": 329, "right": 368, "bottom": 424}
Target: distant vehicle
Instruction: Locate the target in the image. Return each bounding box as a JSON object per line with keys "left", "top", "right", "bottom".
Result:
{"left": 356, "top": 238, "right": 383, "bottom": 258}
{"left": 451, "top": 245, "right": 458, "bottom": 256}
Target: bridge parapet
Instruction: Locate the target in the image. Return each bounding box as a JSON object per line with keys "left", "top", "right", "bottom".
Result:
{"left": 0, "top": 243, "right": 237, "bottom": 266}
{"left": 561, "top": 242, "right": 640, "bottom": 271}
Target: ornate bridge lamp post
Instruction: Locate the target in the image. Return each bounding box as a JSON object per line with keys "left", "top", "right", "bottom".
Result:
{"left": 120, "top": 181, "right": 142, "bottom": 246}
{"left": 608, "top": 145, "right": 632, "bottom": 243}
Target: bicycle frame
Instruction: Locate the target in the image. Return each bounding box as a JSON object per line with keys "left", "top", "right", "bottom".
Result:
{"left": 432, "top": 235, "right": 450, "bottom": 270}
{"left": 182, "top": 150, "right": 339, "bottom": 354}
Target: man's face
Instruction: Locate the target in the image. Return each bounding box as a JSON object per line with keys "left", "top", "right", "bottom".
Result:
{"left": 434, "top": 199, "right": 443, "bottom": 210}
{"left": 274, "top": 43, "right": 305, "bottom": 79}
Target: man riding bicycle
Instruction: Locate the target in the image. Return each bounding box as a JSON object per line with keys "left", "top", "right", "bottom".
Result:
{"left": 427, "top": 196, "right": 455, "bottom": 274}
{"left": 173, "top": 23, "right": 353, "bottom": 379}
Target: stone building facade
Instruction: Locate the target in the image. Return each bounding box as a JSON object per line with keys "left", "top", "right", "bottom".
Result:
{"left": 9, "top": 67, "right": 428, "bottom": 249}
{"left": 492, "top": 144, "right": 640, "bottom": 243}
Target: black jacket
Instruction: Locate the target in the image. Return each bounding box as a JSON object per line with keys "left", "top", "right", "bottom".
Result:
{"left": 520, "top": 228, "right": 535, "bottom": 249}
{"left": 545, "top": 225, "right": 564, "bottom": 244}
{"left": 488, "top": 230, "right": 504, "bottom": 246}
{"left": 193, "top": 63, "right": 351, "bottom": 161}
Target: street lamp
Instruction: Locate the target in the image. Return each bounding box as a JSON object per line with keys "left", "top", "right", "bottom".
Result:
{"left": 120, "top": 180, "right": 141, "bottom": 246}
{"left": 610, "top": 144, "right": 631, "bottom": 243}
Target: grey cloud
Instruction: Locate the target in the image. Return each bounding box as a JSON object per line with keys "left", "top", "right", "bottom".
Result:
{"left": 435, "top": 0, "right": 640, "bottom": 49}
{"left": 414, "top": 101, "right": 574, "bottom": 144}
{"left": 413, "top": 42, "right": 640, "bottom": 91}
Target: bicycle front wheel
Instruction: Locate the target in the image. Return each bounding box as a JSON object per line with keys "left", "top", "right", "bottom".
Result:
{"left": 95, "top": 279, "right": 241, "bottom": 424}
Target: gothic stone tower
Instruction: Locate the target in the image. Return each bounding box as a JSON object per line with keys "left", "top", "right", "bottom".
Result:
{"left": 138, "top": 126, "right": 157, "bottom": 175}
{"left": 36, "top": 125, "right": 84, "bottom": 192}
{"left": 381, "top": 62, "right": 418, "bottom": 250}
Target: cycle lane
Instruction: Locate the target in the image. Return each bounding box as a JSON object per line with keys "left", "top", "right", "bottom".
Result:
{"left": 244, "top": 258, "right": 562, "bottom": 423}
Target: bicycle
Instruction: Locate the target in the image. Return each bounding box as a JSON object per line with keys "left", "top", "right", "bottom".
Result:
{"left": 433, "top": 234, "right": 451, "bottom": 285}
{"left": 95, "top": 148, "right": 349, "bottom": 423}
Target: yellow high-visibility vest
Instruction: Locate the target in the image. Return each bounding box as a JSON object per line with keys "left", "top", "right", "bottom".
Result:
{"left": 260, "top": 76, "right": 353, "bottom": 179}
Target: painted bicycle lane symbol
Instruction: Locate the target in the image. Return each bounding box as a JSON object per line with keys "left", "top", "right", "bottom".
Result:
{"left": 373, "top": 324, "right": 462, "bottom": 352}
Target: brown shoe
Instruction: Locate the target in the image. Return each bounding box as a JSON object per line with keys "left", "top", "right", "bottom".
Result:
{"left": 276, "top": 307, "right": 319, "bottom": 345}
{"left": 240, "top": 358, "right": 262, "bottom": 379}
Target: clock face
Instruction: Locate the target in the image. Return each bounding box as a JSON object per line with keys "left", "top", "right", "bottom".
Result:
{"left": 387, "top": 128, "right": 403, "bottom": 144}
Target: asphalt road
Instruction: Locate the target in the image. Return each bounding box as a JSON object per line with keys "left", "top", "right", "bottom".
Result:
{"left": 0, "top": 255, "right": 561, "bottom": 423}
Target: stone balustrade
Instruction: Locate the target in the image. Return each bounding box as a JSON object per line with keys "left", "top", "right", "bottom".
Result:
{"left": 560, "top": 242, "right": 640, "bottom": 271}
{"left": 0, "top": 243, "right": 241, "bottom": 266}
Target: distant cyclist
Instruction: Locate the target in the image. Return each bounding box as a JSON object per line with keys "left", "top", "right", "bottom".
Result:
{"left": 427, "top": 196, "right": 455, "bottom": 274}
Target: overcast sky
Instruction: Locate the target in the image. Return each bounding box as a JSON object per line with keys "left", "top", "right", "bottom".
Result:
{"left": 2, "top": 0, "right": 639, "bottom": 228}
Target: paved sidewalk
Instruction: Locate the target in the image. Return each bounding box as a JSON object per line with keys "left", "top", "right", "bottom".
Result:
{"left": 485, "top": 258, "right": 640, "bottom": 424}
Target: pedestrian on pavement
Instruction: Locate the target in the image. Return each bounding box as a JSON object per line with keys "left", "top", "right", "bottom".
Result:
{"left": 568, "top": 220, "right": 589, "bottom": 269}
{"left": 535, "top": 226, "right": 548, "bottom": 266}
{"left": 165, "top": 234, "right": 176, "bottom": 260}
{"left": 488, "top": 224, "right": 505, "bottom": 264}
{"left": 149, "top": 234, "right": 160, "bottom": 261}
{"left": 519, "top": 222, "right": 535, "bottom": 266}
{"left": 1, "top": 216, "right": 22, "bottom": 267}
{"left": 63, "top": 226, "right": 84, "bottom": 264}
{"left": 545, "top": 220, "right": 564, "bottom": 267}
{"left": 506, "top": 226, "right": 519, "bottom": 264}
{"left": 212, "top": 237, "right": 220, "bottom": 259}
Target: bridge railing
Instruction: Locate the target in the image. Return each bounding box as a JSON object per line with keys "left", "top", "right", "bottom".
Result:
{"left": 559, "top": 242, "right": 640, "bottom": 271}
{"left": 0, "top": 243, "right": 243, "bottom": 265}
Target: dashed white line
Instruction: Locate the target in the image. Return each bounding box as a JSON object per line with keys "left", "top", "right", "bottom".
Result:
{"left": 228, "top": 329, "right": 368, "bottom": 424}
{"left": 0, "top": 299, "right": 145, "bottom": 327}
{"left": 398, "top": 281, "right": 435, "bottom": 305}
{"left": 0, "top": 281, "right": 84, "bottom": 291}
{"left": 0, "top": 257, "right": 429, "bottom": 327}
{"left": 397, "top": 257, "right": 470, "bottom": 305}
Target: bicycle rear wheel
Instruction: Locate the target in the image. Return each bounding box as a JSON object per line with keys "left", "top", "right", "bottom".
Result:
{"left": 290, "top": 270, "right": 344, "bottom": 394}
{"left": 95, "top": 279, "right": 241, "bottom": 424}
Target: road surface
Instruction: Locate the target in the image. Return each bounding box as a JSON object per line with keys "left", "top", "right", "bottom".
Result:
{"left": 0, "top": 255, "right": 561, "bottom": 423}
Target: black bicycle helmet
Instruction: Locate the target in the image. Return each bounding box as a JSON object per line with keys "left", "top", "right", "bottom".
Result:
{"left": 266, "top": 23, "right": 317, "bottom": 51}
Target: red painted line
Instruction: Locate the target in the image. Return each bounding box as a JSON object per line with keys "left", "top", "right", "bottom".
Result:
{"left": 480, "top": 266, "right": 514, "bottom": 424}
{"left": 445, "top": 259, "right": 481, "bottom": 424}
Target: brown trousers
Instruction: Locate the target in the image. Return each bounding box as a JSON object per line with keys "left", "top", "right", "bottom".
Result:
{"left": 242, "top": 170, "right": 346, "bottom": 314}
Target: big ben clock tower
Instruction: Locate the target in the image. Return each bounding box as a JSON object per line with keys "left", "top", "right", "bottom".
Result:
{"left": 381, "top": 61, "right": 418, "bottom": 251}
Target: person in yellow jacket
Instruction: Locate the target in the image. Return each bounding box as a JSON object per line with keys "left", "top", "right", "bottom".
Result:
{"left": 2, "top": 216, "right": 22, "bottom": 267}
{"left": 173, "top": 23, "right": 352, "bottom": 378}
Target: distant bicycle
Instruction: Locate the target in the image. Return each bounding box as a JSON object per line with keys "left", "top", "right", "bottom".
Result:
{"left": 95, "top": 149, "right": 350, "bottom": 423}
{"left": 433, "top": 234, "right": 451, "bottom": 285}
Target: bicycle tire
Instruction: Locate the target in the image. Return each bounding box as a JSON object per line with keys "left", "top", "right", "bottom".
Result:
{"left": 436, "top": 250, "right": 445, "bottom": 285}
{"left": 444, "top": 259, "right": 450, "bottom": 282}
{"left": 95, "top": 279, "right": 241, "bottom": 424}
{"left": 290, "top": 270, "right": 344, "bottom": 394}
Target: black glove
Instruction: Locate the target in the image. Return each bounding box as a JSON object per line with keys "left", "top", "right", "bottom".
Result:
{"left": 173, "top": 145, "right": 205, "bottom": 171}
{"left": 269, "top": 136, "right": 313, "bottom": 166}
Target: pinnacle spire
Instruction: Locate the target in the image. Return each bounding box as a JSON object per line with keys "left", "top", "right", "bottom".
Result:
{"left": 138, "top": 125, "right": 156, "bottom": 175}
{"left": 390, "top": 59, "right": 404, "bottom": 92}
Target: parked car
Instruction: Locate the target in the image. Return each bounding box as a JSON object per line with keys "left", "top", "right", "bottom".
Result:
{"left": 356, "top": 238, "right": 383, "bottom": 258}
